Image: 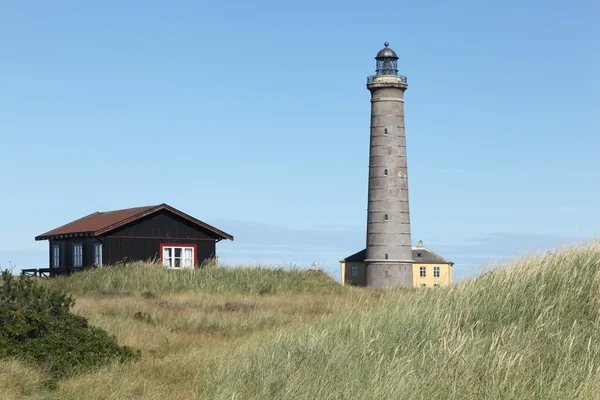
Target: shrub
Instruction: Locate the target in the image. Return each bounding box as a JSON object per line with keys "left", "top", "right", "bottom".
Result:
{"left": 0, "top": 270, "right": 140, "bottom": 378}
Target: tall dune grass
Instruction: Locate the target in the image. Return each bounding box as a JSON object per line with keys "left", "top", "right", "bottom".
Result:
{"left": 189, "top": 241, "right": 600, "bottom": 399}
{"left": 12, "top": 241, "right": 600, "bottom": 399}
{"left": 47, "top": 261, "right": 344, "bottom": 296}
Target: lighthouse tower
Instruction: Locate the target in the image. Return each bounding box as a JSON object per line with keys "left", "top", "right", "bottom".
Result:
{"left": 365, "top": 42, "right": 413, "bottom": 288}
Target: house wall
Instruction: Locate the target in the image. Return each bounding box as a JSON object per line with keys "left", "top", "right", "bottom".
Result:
{"left": 341, "top": 262, "right": 367, "bottom": 286}
{"left": 341, "top": 261, "right": 453, "bottom": 288}
{"left": 412, "top": 263, "right": 453, "bottom": 288}
{"left": 102, "top": 237, "right": 215, "bottom": 267}
{"left": 48, "top": 237, "right": 101, "bottom": 269}
{"left": 101, "top": 210, "right": 220, "bottom": 268}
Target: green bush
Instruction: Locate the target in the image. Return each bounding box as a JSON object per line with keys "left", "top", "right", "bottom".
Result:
{"left": 0, "top": 270, "right": 140, "bottom": 378}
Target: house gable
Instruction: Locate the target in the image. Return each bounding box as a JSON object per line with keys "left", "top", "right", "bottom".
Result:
{"left": 104, "top": 209, "right": 223, "bottom": 240}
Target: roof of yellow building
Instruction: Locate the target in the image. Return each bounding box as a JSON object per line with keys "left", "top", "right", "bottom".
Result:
{"left": 340, "top": 246, "right": 453, "bottom": 265}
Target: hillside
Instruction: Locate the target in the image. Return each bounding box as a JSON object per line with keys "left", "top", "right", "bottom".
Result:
{"left": 2, "top": 242, "right": 600, "bottom": 399}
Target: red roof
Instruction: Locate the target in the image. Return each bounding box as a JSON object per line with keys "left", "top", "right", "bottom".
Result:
{"left": 35, "top": 204, "right": 233, "bottom": 241}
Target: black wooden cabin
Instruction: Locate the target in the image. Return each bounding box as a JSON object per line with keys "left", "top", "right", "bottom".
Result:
{"left": 23, "top": 204, "right": 233, "bottom": 277}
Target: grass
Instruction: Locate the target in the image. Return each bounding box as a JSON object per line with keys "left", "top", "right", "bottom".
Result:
{"left": 2, "top": 241, "right": 600, "bottom": 399}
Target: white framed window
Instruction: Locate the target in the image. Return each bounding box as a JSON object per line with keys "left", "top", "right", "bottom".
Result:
{"left": 94, "top": 243, "right": 103, "bottom": 266}
{"left": 351, "top": 266, "right": 359, "bottom": 277}
{"left": 434, "top": 266, "right": 440, "bottom": 278}
{"left": 73, "top": 243, "right": 83, "bottom": 267}
{"left": 419, "top": 266, "right": 426, "bottom": 278}
{"left": 162, "top": 246, "right": 194, "bottom": 269}
{"left": 52, "top": 245, "right": 60, "bottom": 268}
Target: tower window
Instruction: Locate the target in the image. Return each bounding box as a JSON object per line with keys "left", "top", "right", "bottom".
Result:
{"left": 384, "top": 169, "right": 388, "bottom": 176}
{"left": 420, "top": 266, "right": 426, "bottom": 278}
{"left": 383, "top": 214, "right": 388, "bottom": 222}
{"left": 385, "top": 254, "right": 389, "bottom": 259}
{"left": 384, "top": 128, "right": 388, "bottom": 135}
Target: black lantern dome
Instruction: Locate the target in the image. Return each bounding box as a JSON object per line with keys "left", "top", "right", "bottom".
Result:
{"left": 375, "top": 42, "right": 399, "bottom": 76}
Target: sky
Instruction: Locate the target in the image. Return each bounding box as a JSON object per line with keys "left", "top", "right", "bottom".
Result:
{"left": 0, "top": 0, "right": 599, "bottom": 281}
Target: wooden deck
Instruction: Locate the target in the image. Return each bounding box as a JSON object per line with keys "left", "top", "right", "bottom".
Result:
{"left": 21, "top": 267, "right": 93, "bottom": 278}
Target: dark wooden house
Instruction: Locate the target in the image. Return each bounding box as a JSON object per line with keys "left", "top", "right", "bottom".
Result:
{"left": 24, "top": 204, "right": 233, "bottom": 277}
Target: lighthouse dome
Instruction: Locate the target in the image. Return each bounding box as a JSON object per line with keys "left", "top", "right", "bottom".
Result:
{"left": 375, "top": 42, "right": 399, "bottom": 60}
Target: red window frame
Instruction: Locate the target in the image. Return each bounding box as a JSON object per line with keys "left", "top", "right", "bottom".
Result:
{"left": 159, "top": 243, "right": 198, "bottom": 269}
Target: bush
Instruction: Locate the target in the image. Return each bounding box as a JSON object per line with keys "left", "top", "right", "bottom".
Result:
{"left": 0, "top": 270, "right": 140, "bottom": 378}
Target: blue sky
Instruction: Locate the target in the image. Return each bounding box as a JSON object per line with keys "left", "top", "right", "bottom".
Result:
{"left": 0, "top": 0, "right": 599, "bottom": 281}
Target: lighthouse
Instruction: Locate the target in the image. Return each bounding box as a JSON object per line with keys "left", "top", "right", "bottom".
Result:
{"left": 364, "top": 42, "right": 413, "bottom": 288}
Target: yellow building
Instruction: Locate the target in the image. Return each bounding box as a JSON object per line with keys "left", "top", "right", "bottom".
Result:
{"left": 340, "top": 240, "right": 454, "bottom": 288}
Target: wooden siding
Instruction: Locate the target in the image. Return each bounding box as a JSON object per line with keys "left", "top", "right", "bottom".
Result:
{"left": 105, "top": 210, "right": 221, "bottom": 240}
{"left": 102, "top": 237, "right": 215, "bottom": 267}
{"left": 48, "top": 237, "right": 101, "bottom": 269}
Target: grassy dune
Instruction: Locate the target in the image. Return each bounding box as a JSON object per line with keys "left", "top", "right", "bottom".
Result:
{"left": 2, "top": 242, "right": 600, "bottom": 399}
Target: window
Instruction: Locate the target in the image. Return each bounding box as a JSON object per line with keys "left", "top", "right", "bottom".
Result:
{"left": 384, "top": 169, "right": 388, "bottom": 176}
{"left": 419, "top": 266, "right": 426, "bottom": 278}
{"left": 351, "top": 266, "right": 359, "bottom": 277}
{"left": 434, "top": 284, "right": 440, "bottom": 288}
{"left": 73, "top": 243, "right": 83, "bottom": 267}
{"left": 434, "top": 266, "right": 440, "bottom": 278}
{"left": 385, "top": 253, "right": 389, "bottom": 259}
{"left": 52, "top": 245, "right": 60, "bottom": 268}
{"left": 420, "top": 283, "right": 426, "bottom": 288}
{"left": 384, "top": 214, "right": 388, "bottom": 222}
{"left": 162, "top": 246, "right": 194, "bottom": 269}
{"left": 384, "top": 128, "right": 388, "bottom": 135}
{"left": 94, "top": 243, "right": 103, "bottom": 266}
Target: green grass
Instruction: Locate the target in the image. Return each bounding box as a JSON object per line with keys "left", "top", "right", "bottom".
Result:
{"left": 3, "top": 241, "right": 600, "bottom": 399}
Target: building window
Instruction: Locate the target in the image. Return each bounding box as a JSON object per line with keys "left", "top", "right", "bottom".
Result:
{"left": 385, "top": 253, "right": 388, "bottom": 259}
{"left": 384, "top": 214, "right": 388, "bottom": 222}
{"left": 384, "top": 128, "right": 388, "bottom": 135}
{"left": 162, "top": 246, "right": 194, "bottom": 269}
{"left": 434, "top": 266, "right": 440, "bottom": 278}
{"left": 94, "top": 243, "right": 103, "bottom": 266}
{"left": 384, "top": 169, "right": 388, "bottom": 176}
{"left": 420, "top": 283, "right": 426, "bottom": 288}
{"left": 52, "top": 245, "right": 60, "bottom": 268}
{"left": 73, "top": 243, "right": 83, "bottom": 267}
{"left": 420, "top": 266, "right": 426, "bottom": 278}
{"left": 351, "top": 266, "right": 359, "bottom": 277}
{"left": 434, "top": 284, "right": 440, "bottom": 288}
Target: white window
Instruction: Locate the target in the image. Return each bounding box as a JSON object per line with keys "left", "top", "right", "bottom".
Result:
{"left": 351, "top": 266, "right": 359, "bottom": 277}
{"left": 52, "top": 245, "right": 60, "bottom": 268}
{"left": 419, "top": 266, "right": 426, "bottom": 278}
{"left": 94, "top": 243, "right": 103, "bottom": 266}
{"left": 434, "top": 266, "right": 440, "bottom": 278}
{"left": 162, "top": 246, "right": 194, "bottom": 269}
{"left": 73, "top": 243, "right": 83, "bottom": 267}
